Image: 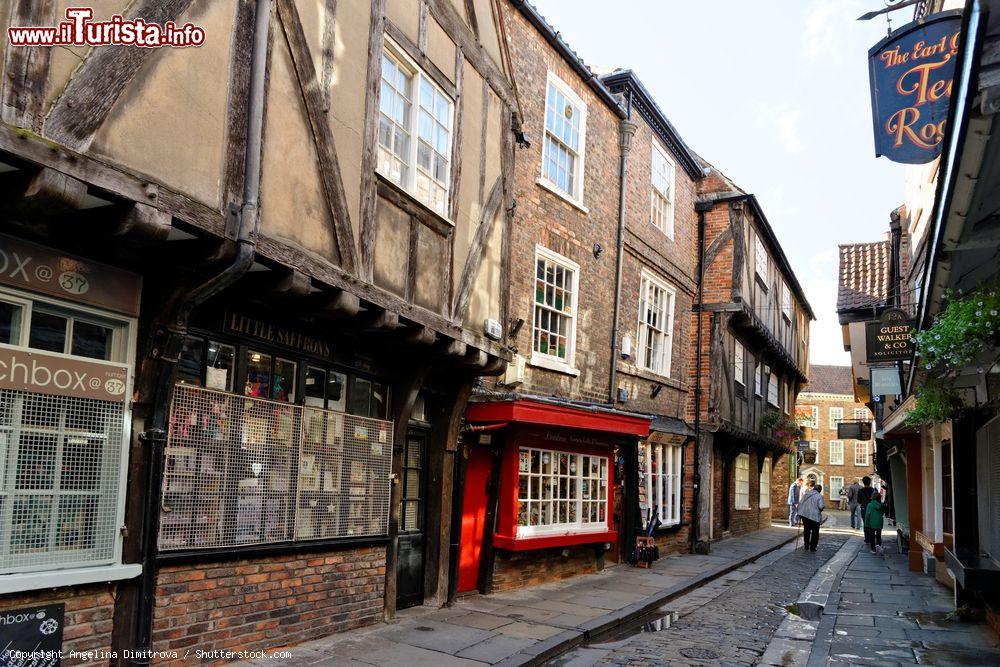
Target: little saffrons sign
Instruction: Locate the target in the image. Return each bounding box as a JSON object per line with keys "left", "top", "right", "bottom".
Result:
{"left": 868, "top": 11, "right": 963, "bottom": 164}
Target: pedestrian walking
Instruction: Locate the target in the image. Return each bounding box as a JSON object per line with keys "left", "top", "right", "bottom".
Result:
{"left": 857, "top": 476, "right": 875, "bottom": 522}
{"left": 797, "top": 479, "right": 825, "bottom": 552}
{"left": 838, "top": 485, "right": 848, "bottom": 511}
{"left": 788, "top": 476, "right": 803, "bottom": 527}
{"left": 863, "top": 490, "right": 886, "bottom": 554}
{"left": 846, "top": 478, "right": 862, "bottom": 529}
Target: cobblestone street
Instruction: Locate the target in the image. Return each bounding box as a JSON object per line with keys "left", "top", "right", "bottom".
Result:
{"left": 551, "top": 534, "right": 848, "bottom": 667}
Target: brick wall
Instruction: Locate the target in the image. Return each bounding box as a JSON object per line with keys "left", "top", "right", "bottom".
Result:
{"left": 771, "top": 453, "right": 793, "bottom": 520}
{"left": 501, "top": 4, "right": 622, "bottom": 404}
{"left": 796, "top": 392, "right": 874, "bottom": 503}
{"left": 0, "top": 584, "right": 116, "bottom": 666}
{"left": 151, "top": 546, "right": 385, "bottom": 663}
{"left": 492, "top": 545, "right": 602, "bottom": 592}
{"left": 711, "top": 449, "right": 775, "bottom": 539}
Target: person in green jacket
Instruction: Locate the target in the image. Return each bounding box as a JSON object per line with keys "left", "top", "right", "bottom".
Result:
{"left": 863, "top": 490, "right": 886, "bottom": 553}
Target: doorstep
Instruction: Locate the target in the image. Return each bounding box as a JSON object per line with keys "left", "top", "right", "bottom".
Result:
{"left": 235, "top": 525, "right": 799, "bottom": 667}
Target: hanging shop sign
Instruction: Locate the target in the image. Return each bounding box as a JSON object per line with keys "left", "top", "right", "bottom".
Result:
{"left": 0, "top": 603, "right": 64, "bottom": 666}
{"left": 865, "top": 309, "right": 915, "bottom": 362}
{"left": 871, "top": 366, "right": 903, "bottom": 397}
{"left": 0, "top": 233, "right": 142, "bottom": 316}
{"left": 224, "top": 310, "right": 334, "bottom": 360}
{"left": 838, "top": 420, "right": 873, "bottom": 441}
{"left": 868, "top": 11, "right": 963, "bottom": 164}
{"left": 0, "top": 345, "right": 129, "bottom": 402}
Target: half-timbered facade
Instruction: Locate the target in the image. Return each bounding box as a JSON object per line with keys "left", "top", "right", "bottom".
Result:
{"left": 0, "top": 0, "right": 516, "bottom": 659}
{"left": 692, "top": 168, "right": 814, "bottom": 542}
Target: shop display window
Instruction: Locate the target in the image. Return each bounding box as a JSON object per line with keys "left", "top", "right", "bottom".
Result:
{"left": 638, "top": 440, "right": 682, "bottom": 527}
{"left": 515, "top": 446, "right": 608, "bottom": 538}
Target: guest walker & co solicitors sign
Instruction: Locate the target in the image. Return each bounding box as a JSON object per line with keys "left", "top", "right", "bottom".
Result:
{"left": 868, "top": 11, "right": 963, "bottom": 164}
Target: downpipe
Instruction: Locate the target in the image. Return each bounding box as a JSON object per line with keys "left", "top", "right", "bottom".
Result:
{"left": 131, "top": 0, "right": 273, "bottom": 658}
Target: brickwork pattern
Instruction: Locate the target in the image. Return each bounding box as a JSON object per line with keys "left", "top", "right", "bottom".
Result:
{"left": 0, "top": 584, "right": 116, "bottom": 666}
{"left": 796, "top": 392, "right": 874, "bottom": 503}
{"left": 151, "top": 546, "right": 385, "bottom": 664}
{"left": 711, "top": 449, "right": 774, "bottom": 539}
{"left": 491, "top": 545, "right": 602, "bottom": 592}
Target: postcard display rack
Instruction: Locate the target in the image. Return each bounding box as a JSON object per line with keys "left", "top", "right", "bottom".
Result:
{"left": 159, "top": 384, "right": 392, "bottom": 551}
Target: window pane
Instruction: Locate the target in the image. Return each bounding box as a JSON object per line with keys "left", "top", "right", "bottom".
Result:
{"left": 349, "top": 376, "right": 372, "bottom": 416}
{"left": 176, "top": 337, "right": 205, "bottom": 386}
{"left": 29, "top": 310, "right": 67, "bottom": 353}
{"left": 206, "top": 342, "right": 235, "bottom": 391}
{"left": 71, "top": 319, "right": 114, "bottom": 360}
{"left": 327, "top": 371, "right": 347, "bottom": 412}
{"left": 272, "top": 358, "right": 296, "bottom": 402}
{"left": 0, "top": 300, "right": 23, "bottom": 345}
{"left": 305, "top": 366, "right": 326, "bottom": 407}
{"left": 244, "top": 350, "right": 272, "bottom": 398}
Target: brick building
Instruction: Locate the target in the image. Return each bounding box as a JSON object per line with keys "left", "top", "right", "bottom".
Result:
{"left": 794, "top": 365, "right": 875, "bottom": 505}
{"left": 691, "top": 167, "right": 814, "bottom": 544}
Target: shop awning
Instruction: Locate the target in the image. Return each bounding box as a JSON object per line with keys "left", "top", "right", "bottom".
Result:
{"left": 465, "top": 398, "right": 650, "bottom": 437}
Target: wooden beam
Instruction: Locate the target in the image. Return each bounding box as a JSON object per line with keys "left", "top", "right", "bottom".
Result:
{"left": 425, "top": 0, "right": 516, "bottom": 109}
{"left": 359, "top": 0, "right": 387, "bottom": 280}
{"left": 404, "top": 324, "right": 437, "bottom": 346}
{"left": 318, "top": 288, "right": 360, "bottom": 317}
{"left": 276, "top": 0, "right": 359, "bottom": 275}
{"left": 448, "top": 47, "right": 465, "bottom": 224}
{"left": 463, "top": 0, "right": 480, "bottom": 38}
{"left": 44, "top": 0, "right": 196, "bottom": 150}
{"left": 461, "top": 348, "right": 488, "bottom": 368}
{"left": 452, "top": 176, "right": 504, "bottom": 318}
{"left": 113, "top": 202, "right": 172, "bottom": 243}
{"left": 730, "top": 202, "right": 745, "bottom": 301}
{"left": 1, "top": 0, "right": 57, "bottom": 130}
{"left": 267, "top": 268, "right": 312, "bottom": 299}
{"left": 418, "top": 1, "right": 430, "bottom": 52}
{"left": 23, "top": 167, "right": 88, "bottom": 215}
{"left": 321, "top": 0, "right": 339, "bottom": 111}
{"left": 385, "top": 20, "right": 457, "bottom": 98}
{"left": 221, "top": 0, "right": 259, "bottom": 212}
{"left": 377, "top": 176, "right": 453, "bottom": 236}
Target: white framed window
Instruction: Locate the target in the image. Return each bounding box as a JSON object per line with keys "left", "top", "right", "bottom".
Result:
{"left": 829, "top": 476, "right": 845, "bottom": 499}
{"left": 377, "top": 42, "right": 455, "bottom": 216}
{"left": 855, "top": 441, "right": 870, "bottom": 467}
{"left": 759, "top": 457, "right": 771, "bottom": 509}
{"left": 734, "top": 340, "right": 746, "bottom": 387}
{"left": 829, "top": 407, "right": 844, "bottom": 430}
{"left": 735, "top": 453, "right": 750, "bottom": 510}
{"left": 516, "top": 447, "right": 608, "bottom": 537}
{"left": 637, "top": 271, "right": 676, "bottom": 377}
{"left": 829, "top": 440, "right": 844, "bottom": 465}
{"left": 854, "top": 408, "right": 870, "bottom": 421}
{"left": 541, "top": 72, "right": 587, "bottom": 203}
{"left": 531, "top": 246, "right": 579, "bottom": 369}
{"left": 781, "top": 282, "right": 791, "bottom": 320}
{"left": 767, "top": 373, "right": 778, "bottom": 407}
{"left": 754, "top": 233, "right": 768, "bottom": 281}
{"left": 650, "top": 142, "right": 675, "bottom": 238}
{"left": 0, "top": 289, "right": 135, "bottom": 576}
{"left": 641, "top": 440, "right": 683, "bottom": 527}
{"left": 755, "top": 362, "right": 762, "bottom": 396}
{"left": 797, "top": 405, "right": 818, "bottom": 429}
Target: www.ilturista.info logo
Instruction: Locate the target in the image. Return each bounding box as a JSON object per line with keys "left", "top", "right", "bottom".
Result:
{"left": 8, "top": 7, "right": 205, "bottom": 48}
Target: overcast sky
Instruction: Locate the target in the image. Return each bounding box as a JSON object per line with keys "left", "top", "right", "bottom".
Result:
{"left": 531, "top": 0, "right": 907, "bottom": 366}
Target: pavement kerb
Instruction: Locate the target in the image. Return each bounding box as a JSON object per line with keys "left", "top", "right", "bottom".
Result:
{"left": 495, "top": 531, "right": 800, "bottom": 667}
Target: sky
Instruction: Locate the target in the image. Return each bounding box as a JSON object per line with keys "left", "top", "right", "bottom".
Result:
{"left": 531, "top": 0, "right": 908, "bottom": 366}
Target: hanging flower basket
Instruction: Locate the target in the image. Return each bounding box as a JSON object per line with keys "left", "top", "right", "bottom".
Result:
{"left": 761, "top": 411, "right": 803, "bottom": 445}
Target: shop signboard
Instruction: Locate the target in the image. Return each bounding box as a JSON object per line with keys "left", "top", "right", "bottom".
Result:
{"left": 871, "top": 366, "right": 903, "bottom": 397}
{"left": 0, "top": 603, "right": 64, "bottom": 666}
{"left": 868, "top": 11, "right": 963, "bottom": 164}
{"left": 838, "top": 420, "right": 873, "bottom": 440}
{"left": 0, "top": 344, "right": 129, "bottom": 402}
{"left": 0, "top": 233, "right": 141, "bottom": 316}
{"left": 865, "top": 309, "right": 915, "bottom": 362}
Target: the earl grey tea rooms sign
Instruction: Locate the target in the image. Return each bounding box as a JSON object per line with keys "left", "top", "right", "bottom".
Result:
{"left": 868, "top": 10, "right": 963, "bottom": 164}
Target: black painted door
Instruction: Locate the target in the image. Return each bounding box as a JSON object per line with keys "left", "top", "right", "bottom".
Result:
{"left": 396, "top": 431, "right": 426, "bottom": 609}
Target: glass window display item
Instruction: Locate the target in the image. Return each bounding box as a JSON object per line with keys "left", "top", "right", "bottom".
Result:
{"left": 244, "top": 350, "right": 272, "bottom": 398}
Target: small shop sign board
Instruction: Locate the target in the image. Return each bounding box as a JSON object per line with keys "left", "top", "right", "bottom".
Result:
{"left": 0, "top": 603, "right": 64, "bottom": 666}
{"left": 868, "top": 11, "right": 963, "bottom": 164}
{"left": 838, "top": 420, "right": 873, "bottom": 441}
{"left": 865, "top": 309, "right": 915, "bottom": 363}
{"left": 871, "top": 366, "right": 903, "bottom": 397}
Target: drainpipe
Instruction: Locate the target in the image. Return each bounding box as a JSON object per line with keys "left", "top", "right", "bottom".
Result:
{"left": 692, "top": 201, "right": 712, "bottom": 553}
{"left": 609, "top": 93, "right": 637, "bottom": 404}
{"left": 132, "top": 0, "right": 273, "bottom": 656}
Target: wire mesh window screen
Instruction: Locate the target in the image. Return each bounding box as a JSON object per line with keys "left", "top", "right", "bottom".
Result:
{"left": 160, "top": 384, "right": 393, "bottom": 551}
{"left": 0, "top": 388, "right": 125, "bottom": 574}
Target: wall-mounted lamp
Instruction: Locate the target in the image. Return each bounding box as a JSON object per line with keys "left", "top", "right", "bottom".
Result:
{"left": 509, "top": 317, "right": 525, "bottom": 339}
{"left": 651, "top": 384, "right": 663, "bottom": 399}
{"left": 593, "top": 242, "right": 603, "bottom": 259}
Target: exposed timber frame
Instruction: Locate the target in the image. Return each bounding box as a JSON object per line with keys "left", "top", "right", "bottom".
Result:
{"left": 359, "top": 0, "right": 387, "bottom": 280}
{"left": 1, "top": 0, "right": 57, "bottom": 131}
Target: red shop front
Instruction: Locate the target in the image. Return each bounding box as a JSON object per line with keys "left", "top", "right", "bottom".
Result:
{"left": 457, "top": 399, "right": 650, "bottom": 595}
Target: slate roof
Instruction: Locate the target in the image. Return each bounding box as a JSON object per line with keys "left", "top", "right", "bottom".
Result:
{"left": 837, "top": 241, "right": 890, "bottom": 314}
{"left": 803, "top": 365, "right": 854, "bottom": 396}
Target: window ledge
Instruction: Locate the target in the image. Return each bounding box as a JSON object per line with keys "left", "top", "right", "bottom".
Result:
{"left": 0, "top": 563, "right": 141, "bottom": 595}
{"left": 495, "top": 529, "right": 616, "bottom": 552}
{"left": 529, "top": 354, "right": 580, "bottom": 377}
{"left": 618, "top": 363, "right": 680, "bottom": 388}
{"left": 734, "top": 505, "right": 752, "bottom": 511}
{"left": 536, "top": 178, "right": 589, "bottom": 214}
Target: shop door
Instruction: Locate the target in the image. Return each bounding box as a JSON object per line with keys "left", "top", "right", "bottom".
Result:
{"left": 458, "top": 447, "right": 492, "bottom": 593}
{"left": 396, "top": 432, "right": 426, "bottom": 609}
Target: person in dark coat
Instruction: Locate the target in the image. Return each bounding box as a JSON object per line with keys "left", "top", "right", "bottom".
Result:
{"left": 797, "top": 480, "right": 825, "bottom": 552}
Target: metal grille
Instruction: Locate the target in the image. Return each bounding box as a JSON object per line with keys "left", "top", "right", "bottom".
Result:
{"left": 160, "top": 384, "right": 392, "bottom": 551}
{"left": 0, "top": 388, "right": 125, "bottom": 574}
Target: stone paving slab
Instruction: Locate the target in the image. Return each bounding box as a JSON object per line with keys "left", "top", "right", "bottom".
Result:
{"left": 235, "top": 525, "right": 798, "bottom": 667}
